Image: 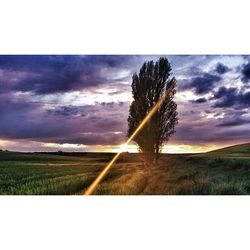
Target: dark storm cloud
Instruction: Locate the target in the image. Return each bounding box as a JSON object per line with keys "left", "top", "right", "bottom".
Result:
{"left": 212, "top": 86, "right": 250, "bottom": 108}
{"left": 217, "top": 118, "right": 250, "bottom": 127}
{"left": 172, "top": 120, "right": 250, "bottom": 145}
{"left": 100, "top": 101, "right": 125, "bottom": 107}
{"left": 214, "top": 63, "right": 230, "bottom": 74}
{"left": 47, "top": 106, "right": 85, "bottom": 117}
{"left": 172, "top": 95, "right": 250, "bottom": 146}
{"left": 0, "top": 94, "right": 62, "bottom": 139}
{"left": 0, "top": 93, "right": 128, "bottom": 145}
{"left": 241, "top": 61, "right": 250, "bottom": 83}
{"left": 191, "top": 97, "right": 207, "bottom": 104}
{"left": 208, "top": 108, "right": 250, "bottom": 128}
{"left": 0, "top": 55, "right": 135, "bottom": 94}
{"left": 209, "top": 128, "right": 250, "bottom": 143}
{"left": 180, "top": 73, "right": 221, "bottom": 94}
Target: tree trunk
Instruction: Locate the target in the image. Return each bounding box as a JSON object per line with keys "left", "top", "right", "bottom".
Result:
{"left": 155, "top": 144, "right": 160, "bottom": 163}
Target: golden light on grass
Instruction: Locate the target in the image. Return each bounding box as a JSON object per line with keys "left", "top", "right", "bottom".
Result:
{"left": 162, "top": 144, "right": 220, "bottom": 154}
{"left": 84, "top": 84, "right": 175, "bottom": 195}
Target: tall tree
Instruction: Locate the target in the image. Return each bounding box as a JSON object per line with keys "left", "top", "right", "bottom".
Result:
{"left": 127, "top": 57, "right": 178, "bottom": 164}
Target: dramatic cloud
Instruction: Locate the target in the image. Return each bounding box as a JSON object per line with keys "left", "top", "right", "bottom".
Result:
{"left": 214, "top": 63, "right": 230, "bottom": 74}
{"left": 181, "top": 73, "right": 221, "bottom": 94}
{"left": 0, "top": 55, "right": 136, "bottom": 94}
{"left": 0, "top": 55, "right": 250, "bottom": 152}
{"left": 241, "top": 61, "right": 250, "bottom": 83}
{"left": 0, "top": 92, "right": 129, "bottom": 145}
{"left": 217, "top": 118, "right": 250, "bottom": 127}
{"left": 212, "top": 86, "right": 250, "bottom": 108}
{"left": 191, "top": 97, "right": 207, "bottom": 104}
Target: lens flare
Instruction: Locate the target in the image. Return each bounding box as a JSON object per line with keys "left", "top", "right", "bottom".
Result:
{"left": 119, "top": 144, "right": 129, "bottom": 153}
{"left": 84, "top": 84, "right": 174, "bottom": 195}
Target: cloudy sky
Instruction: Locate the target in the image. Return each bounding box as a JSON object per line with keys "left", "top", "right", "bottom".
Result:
{"left": 0, "top": 55, "right": 250, "bottom": 153}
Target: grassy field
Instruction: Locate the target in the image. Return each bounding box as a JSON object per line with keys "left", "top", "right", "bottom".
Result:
{"left": 0, "top": 143, "right": 249, "bottom": 195}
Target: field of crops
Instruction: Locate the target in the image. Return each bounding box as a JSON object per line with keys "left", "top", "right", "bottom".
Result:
{"left": 0, "top": 143, "right": 249, "bottom": 195}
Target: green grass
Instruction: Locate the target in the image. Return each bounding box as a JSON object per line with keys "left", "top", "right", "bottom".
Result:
{"left": 0, "top": 144, "right": 249, "bottom": 195}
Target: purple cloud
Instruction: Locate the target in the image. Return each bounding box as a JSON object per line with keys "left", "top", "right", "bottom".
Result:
{"left": 0, "top": 55, "right": 250, "bottom": 152}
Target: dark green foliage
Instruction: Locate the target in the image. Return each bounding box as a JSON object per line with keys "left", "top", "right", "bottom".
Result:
{"left": 127, "top": 58, "right": 178, "bottom": 164}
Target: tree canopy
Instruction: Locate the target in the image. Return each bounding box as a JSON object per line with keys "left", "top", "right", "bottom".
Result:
{"left": 127, "top": 57, "right": 178, "bottom": 164}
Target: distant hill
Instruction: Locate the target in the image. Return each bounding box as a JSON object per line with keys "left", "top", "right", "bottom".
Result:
{"left": 205, "top": 143, "right": 250, "bottom": 157}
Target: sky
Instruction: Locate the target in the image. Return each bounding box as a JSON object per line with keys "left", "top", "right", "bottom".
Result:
{"left": 0, "top": 55, "right": 250, "bottom": 153}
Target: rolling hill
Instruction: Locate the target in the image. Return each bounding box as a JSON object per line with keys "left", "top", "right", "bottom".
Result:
{"left": 205, "top": 143, "right": 250, "bottom": 157}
